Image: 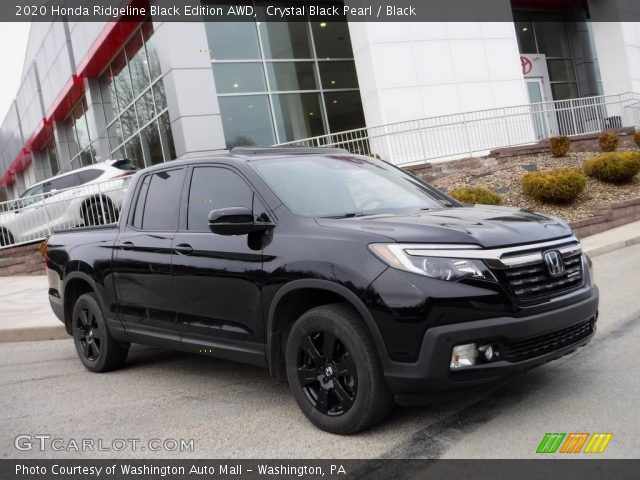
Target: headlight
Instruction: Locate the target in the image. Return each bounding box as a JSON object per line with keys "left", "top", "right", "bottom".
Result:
{"left": 368, "top": 243, "right": 496, "bottom": 282}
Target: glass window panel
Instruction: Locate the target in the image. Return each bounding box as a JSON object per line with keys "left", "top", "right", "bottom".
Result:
{"left": 111, "top": 146, "right": 126, "bottom": 160}
{"left": 108, "top": 119, "right": 124, "bottom": 151}
{"left": 551, "top": 83, "right": 579, "bottom": 100}
{"left": 73, "top": 102, "right": 91, "bottom": 150}
{"left": 77, "top": 169, "right": 103, "bottom": 184}
{"left": 135, "top": 89, "right": 156, "bottom": 128}
{"left": 271, "top": 93, "right": 325, "bottom": 143}
{"left": 79, "top": 146, "right": 94, "bottom": 167}
{"left": 140, "top": 121, "right": 164, "bottom": 166}
{"left": 158, "top": 112, "right": 177, "bottom": 161}
{"left": 311, "top": 21, "right": 353, "bottom": 59}
{"left": 141, "top": 168, "right": 185, "bottom": 231}
{"left": 258, "top": 19, "right": 312, "bottom": 59}
{"left": 153, "top": 81, "right": 167, "bottom": 111}
{"left": 99, "top": 68, "right": 119, "bottom": 124}
{"left": 126, "top": 30, "right": 151, "bottom": 98}
{"left": 204, "top": 21, "right": 260, "bottom": 60}
{"left": 267, "top": 62, "right": 316, "bottom": 91}
{"left": 318, "top": 61, "right": 359, "bottom": 89}
{"left": 142, "top": 22, "right": 162, "bottom": 81}
{"left": 112, "top": 51, "right": 134, "bottom": 109}
{"left": 323, "top": 91, "right": 366, "bottom": 133}
{"left": 212, "top": 63, "right": 266, "bottom": 93}
{"left": 513, "top": 11, "right": 537, "bottom": 53}
{"left": 533, "top": 19, "right": 572, "bottom": 58}
{"left": 187, "top": 167, "right": 255, "bottom": 231}
{"left": 218, "top": 95, "right": 275, "bottom": 149}
{"left": 125, "top": 134, "right": 145, "bottom": 170}
{"left": 547, "top": 59, "right": 576, "bottom": 82}
{"left": 132, "top": 174, "right": 150, "bottom": 229}
{"left": 64, "top": 118, "right": 78, "bottom": 158}
{"left": 46, "top": 140, "right": 59, "bottom": 176}
{"left": 121, "top": 105, "right": 139, "bottom": 141}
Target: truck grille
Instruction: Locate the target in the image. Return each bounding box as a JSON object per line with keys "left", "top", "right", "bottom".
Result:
{"left": 504, "top": 319, "right": 594, "bottom": 362}
{"left": 501, "top": 250, "right": 584, "bottom": 302}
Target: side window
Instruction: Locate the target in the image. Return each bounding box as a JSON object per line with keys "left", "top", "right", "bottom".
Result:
{"left": 187, "top": 167, "right": 261, "bottom": 231}
{"left": 77, "top": 169, "right": 103, "bottom": 184}
{"left": 46, "top": 173, "right": 80, "bottom": 192}
{"left": 138, "top": 168, "right": 185, "bottom": 231}
{"left": 131, "top": 175, "right": 151, "bottom": 229}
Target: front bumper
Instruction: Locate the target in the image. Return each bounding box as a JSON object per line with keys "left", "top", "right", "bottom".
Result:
{"left": 383, "top": 285, "right": 598, "bottom": 398}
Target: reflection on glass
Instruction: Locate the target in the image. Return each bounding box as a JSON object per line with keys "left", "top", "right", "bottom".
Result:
{"left": 141, "top": 121, "right": 164, "bottom": 165}
{"left": 218, "top": 95, "right": 275, "bottom": 148}
{"left": 267, "top": 62, "right": 316, "bottom": 91}
{"left": 46, "top": 140, "right": 59, "bottom": 176}
{"left": 79, "top": 146, "right": 94, "bottom": 167}
{"left": 324, "top": 91, "right": 366, "bottom": 133}
{"left": 112, "top": 51, "right": 134, "bottom": 109}
{"left": 158, "top": 112, "right": 177, "bottom": 160}
{"left": 258, "top": 20, "right": 312, "bottom": 59}
{"left": 121, "top": 105, "right": 139, "bottom": 140}
{"left": 135, "top": 89, "right": 156, "bottom": 128}
{"left": 125, "top": 134, "right": 144, "bottom": 169}
{"left": 547, "top": 59, "right": 576, "bottom": 82}
{"left": 531, "top": 18, "right": 571, "bottom": 58}
{"left": 153, "top": 81, "right": 167, "bottom": 111}
{"left": 126, "top": 30, "right": 150, "bottom": 98}
{"left": 142, "top": 22, "right": 162, "bottom": 81}
{"left": 212, "top": 63, "right": 266, "bottom": 93}
{"left": 272, "top": 93, "right": 325, "bottom": 142}
{"left": 108, "top": 119, "right": 124, "bottom": 151}
{"left": 311, "top": 21, "right": 352, "bottom": 59}
{"left": 99, "top": 69, "right": 118, "bottom": 124}
{"left": 73, "top": 102, "right": 91, "bottom": 150}
{"left": 205, "top": 22, "right": 260, "bottom": 60}
{"left": 65, "top": 118, "right": 78, "bottom": 158}
{"left": 318, "top": 61, "right": 359, "bottom": 89}
{"left": 551, "top": 83, "right": 579, "bottom": 100}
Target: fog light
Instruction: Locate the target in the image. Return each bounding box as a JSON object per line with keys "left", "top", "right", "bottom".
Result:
{"left": 450, "top": 343, "right": 477, "bottom": 369}
{"left": 478, "top": 343, "right": 500, "bottom": 362}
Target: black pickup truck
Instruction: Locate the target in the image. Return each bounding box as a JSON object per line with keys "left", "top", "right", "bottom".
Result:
{"left": 46, "top": 147, "right": 598, "bottom": 434}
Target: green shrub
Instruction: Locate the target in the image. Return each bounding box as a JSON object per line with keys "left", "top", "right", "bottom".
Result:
{"left": 599, "top": 131, "right": 619, "bottom": 152}
{"left": 633, "top": 132, "right": 640, "bottom": 148}
{"left": 549, "top": 136, "right": 571, "bottom": 157}
{"left": 584, "top": 151, "right": 640, "bottom": 183}
{"left": 449, "top": 186, "right": 503, "bottom": 205}
{"left": 522, "top": 168, "right": 586, "bottom": 204}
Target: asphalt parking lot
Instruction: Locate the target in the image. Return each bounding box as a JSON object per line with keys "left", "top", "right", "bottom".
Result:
{"left": 1, "top": 244, "right": 639, "bottom": 459}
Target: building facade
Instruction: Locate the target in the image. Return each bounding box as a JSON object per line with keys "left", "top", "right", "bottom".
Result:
{"left": 1, "top": 0, "right": 639, "bottom": 199}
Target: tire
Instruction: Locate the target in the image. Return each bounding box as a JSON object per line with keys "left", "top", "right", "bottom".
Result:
{"left": 285, "top": 303, "right": 394, "bottom": 434}
{"left": 81, "top": 199, "right": 114, "bottom": 226}
{"left": 72, "top": 293, "right": 128, "bottom": 372}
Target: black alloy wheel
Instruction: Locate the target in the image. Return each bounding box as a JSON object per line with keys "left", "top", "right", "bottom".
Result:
{"left": 298, "top": 331, "right": 358, "bottom": 416}
{"left": 75, "top": 304, "right": 101, "bottom": 362}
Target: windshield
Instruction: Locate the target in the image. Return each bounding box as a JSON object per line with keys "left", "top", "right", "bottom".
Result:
{"left": 252, "top": 155, "right": 448, "bottom": 217}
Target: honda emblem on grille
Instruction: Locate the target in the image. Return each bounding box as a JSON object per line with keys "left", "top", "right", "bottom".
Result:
{"left": 543, "top": 250, "right": 565, "bottom": 277}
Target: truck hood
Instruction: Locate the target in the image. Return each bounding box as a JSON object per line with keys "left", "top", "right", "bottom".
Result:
{"left": 315, "top": 206, "right": 573, "bottom": 248}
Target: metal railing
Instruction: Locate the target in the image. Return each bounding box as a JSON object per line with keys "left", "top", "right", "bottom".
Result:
{"left": 277, "top": 92, "right": 640, "bottom": 166}
{"left": 0, "top": 177, "right": 130, "bottom": 250}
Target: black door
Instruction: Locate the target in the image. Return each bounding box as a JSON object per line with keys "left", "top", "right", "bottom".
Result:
{"left": 171, "top": 166, "right": 271, "bottom": 365}
{"left": 113, "top": 168, "right": 186, "bottom": 345}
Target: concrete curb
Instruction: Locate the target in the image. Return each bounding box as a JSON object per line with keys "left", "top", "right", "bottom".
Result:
{"left": 583, "top": 235, "right": 640, "bottom": 259}
{"left": 0, "top": 325, "right": 68, "bottom": 343}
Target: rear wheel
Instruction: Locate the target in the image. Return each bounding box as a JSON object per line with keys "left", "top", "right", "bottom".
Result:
{"left": 286, "top": 303, "right": 393, "bottom": 434}
{"left": 72, "top": 293, "right": 128, "bottom": 372}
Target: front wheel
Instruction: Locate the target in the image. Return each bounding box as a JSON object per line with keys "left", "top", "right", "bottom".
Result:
{"left": 72, "top": 293, "right": 128, "bottom": 372}
{"left": 285, "top": 303, "right": 393, "bottom": 434}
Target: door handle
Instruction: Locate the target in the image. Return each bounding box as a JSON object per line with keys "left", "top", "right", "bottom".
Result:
{"left": 120, "top": 241, "right": 134, "bottom": 251}
{"left": 174, "top": 243, "right": 193, "bottom": 255}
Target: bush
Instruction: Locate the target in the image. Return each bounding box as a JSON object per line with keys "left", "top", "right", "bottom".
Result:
{"left": 522, "top": 168, "right": 586, "bottom": 204}
{"left": 583, "top": 151, "right": 640, "bottom": 183}
{"left": 549, "top": 136, "right": 571, "bottom": 157}
{"left": 449, "top": 186, "right": 503, "bottom": 205}
{"left": 599, "top": 131, "right": 619, "bottom": 152}
{"left": 633, "top": 132, "right": 640, "bottom": 148}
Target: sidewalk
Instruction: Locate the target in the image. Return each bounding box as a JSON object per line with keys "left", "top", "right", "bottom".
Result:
{"left": 1, "top": 219, "right": 640, "bottom": 343}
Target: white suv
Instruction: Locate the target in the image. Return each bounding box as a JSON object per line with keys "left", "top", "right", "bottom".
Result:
{"left": 0, "top": 160, "right": 137, "bottom": 247}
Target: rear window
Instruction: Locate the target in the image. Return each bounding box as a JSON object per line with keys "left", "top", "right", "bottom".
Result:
{"left": 110, "top": 159, "right": 138, "bottom": 172}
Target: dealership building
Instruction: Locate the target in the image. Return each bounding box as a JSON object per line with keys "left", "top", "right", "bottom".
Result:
{"left": 1, "top": 0, "right": 639, "bottom": 199}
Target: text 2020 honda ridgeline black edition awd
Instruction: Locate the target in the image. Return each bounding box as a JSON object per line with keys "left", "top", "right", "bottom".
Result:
{"left": 46, "top": 148, "right": 598, "bottom": 434}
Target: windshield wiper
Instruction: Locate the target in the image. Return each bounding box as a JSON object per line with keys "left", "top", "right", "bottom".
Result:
{"left": 321, "top": 212, "right": 372, "bottom": 219}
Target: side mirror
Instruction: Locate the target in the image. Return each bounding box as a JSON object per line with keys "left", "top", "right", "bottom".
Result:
{"left": 208, "top": 207, "right": 275, "bottom": 236}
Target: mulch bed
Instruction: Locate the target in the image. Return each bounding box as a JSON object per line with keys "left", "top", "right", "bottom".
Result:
{"left": 431, "top": 151, "right": 640, "bottom": 222}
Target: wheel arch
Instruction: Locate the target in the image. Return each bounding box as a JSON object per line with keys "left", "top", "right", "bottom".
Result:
{"left": 79, "top": 194, "right": 116, "bottom": 221}
{"left": 266, "top": 279, "right": 388, "bottom": 380}
{"left": 62, "top": 272, "right": 100, "bottom": 334}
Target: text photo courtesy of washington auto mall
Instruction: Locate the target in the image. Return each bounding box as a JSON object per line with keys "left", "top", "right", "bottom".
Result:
{"left": 1, "top": 0, "right": 640, "bottom": 479}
